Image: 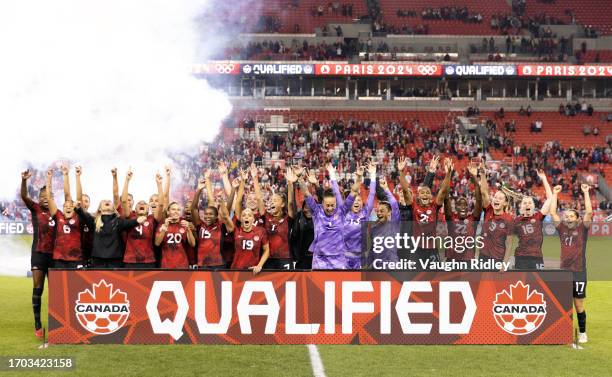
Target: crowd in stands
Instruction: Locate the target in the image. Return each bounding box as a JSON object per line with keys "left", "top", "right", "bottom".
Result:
{"left": 560, "top": 102, "right": 595, "bottom": 117}
{"left": 223, "top": 40, "right": 349, "bottom": 61}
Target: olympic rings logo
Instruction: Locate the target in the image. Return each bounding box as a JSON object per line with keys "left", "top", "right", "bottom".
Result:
{"left": 214, "top": 63, "right": 236, "bottom": 74}
{"left": 417, "top": 65, "right": 438, "bottom": 75}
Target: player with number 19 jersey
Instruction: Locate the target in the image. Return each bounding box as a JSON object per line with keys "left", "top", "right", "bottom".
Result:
{"left": 123, "top": 214, "right": 157, "bottom": 265}
{"left": 231, "top": 226, "right": 268, "bottom": 269}
{"left": 158, "top": 222, "right": 191, "bottom": 269}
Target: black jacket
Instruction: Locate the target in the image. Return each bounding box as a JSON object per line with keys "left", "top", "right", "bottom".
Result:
{"left": 76, "top": 208, "right": 139, "bottom": 259}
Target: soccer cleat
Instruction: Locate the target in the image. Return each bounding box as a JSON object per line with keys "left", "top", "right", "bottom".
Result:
{"left": 34, "top": 327, "right": 44, "bottom": 339}
{"left": 578, "top": 332, "right": 588, "bottom": 343}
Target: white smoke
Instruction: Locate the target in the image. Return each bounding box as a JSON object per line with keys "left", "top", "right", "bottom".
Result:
{"left": 0, "top": 0, "right": 233, "bottom": 205}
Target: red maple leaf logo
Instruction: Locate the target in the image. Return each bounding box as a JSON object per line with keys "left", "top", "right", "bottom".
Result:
{"left": 494, "top": 281, "right": 545, "bottom": 306}
{"left": 78, "top": 280, "right": 128, "bottom": 304}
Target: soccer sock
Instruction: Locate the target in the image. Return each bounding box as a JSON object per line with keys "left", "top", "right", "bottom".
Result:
{"left": 32, "top": 288, "right": 43, "bottom": 329}
{"left": 577, "top": 311, "right": 586, "bottom": 333}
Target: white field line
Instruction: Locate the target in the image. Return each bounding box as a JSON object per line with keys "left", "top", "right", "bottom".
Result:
{"left": 307, "top": 344, "right": 326, "bottom": 377}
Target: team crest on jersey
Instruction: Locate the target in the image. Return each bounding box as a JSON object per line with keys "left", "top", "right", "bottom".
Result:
{"left": 500, "top": 223, "right": 505, "bottom": 229}
{"left": 426, "top": 210, "right": 432, "bottom": 215}
{"left": 254, "top": 236, "right": 260, "bottom": 241}
{"left": 75, "top": 280, "right": 130, "bottom": 335}
{"left": 144, "top": 221, "right": 149, "bottom": 227}
{"left": 69, "top": 219, "right": 75, "bottom": 225}
{"left": 530, "top": 219, "right": 536, "bottom": 223}
{"left": 83, "top": 225, "right": 89, "bottom": 232}
{"left": 493, "top": 281, "right": 546, "bottom": 336}
{"left": 179, "top": 228, "right": 185, "bottom": 234}
{"left": 572, "top": 231, "right": 578, "bottom": 236}
{"left": 463, "top": 219, "right": 469, "bottom": 224}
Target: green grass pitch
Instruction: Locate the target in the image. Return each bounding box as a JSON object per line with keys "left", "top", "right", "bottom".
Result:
{"left": 0, "top": 236, "right": 611, "bottom": 377}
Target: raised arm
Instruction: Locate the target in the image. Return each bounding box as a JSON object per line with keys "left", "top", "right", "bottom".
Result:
{"left": 45, "top": 170, "right": 57, "bottom": 217}
{"left": 120, "top": 169, "right": 133, "bottom": 218}
{"left": 218, "top": 200, "right": 235, "bottom": 233}
{"left": 537, "top": 169, "right": 552, "bottom": 215}
{"left": 380, "top": 177, "right": 400, "bottom": 221}
{"left": 581, "top": 184, "right": 593, "bottom": 226}
{"left": 479, "top": 163, "right": 490, "bottom": 209}
{"left": 397, "top": 157, "right": 413, "bottom": 204}
{"left": 350, "top": 164, "right": 364, "bottom": 196}
{"left": 203, "top": 169, "right": 215, "bottom": 206}
{"left": 468, "top": 163, "right": 482, "bottom": 217}
{"left": 163, "top": 165, "right": 171, "bottom": 210}
{"left": 423, "top": 155, "right": 440, "bottom": 189}
{"left": 20, "top": 170, "right": 35, "bottom": 210}
{"left": 227, "top": 177, "right": 239, "bottom": 213}
{"left": 250, "top": 163, "right": 265, "bottom": 215}
{"left": 435, "top": 158, "right": 453, "bottom": 206}
{"left": 154, "top": 172, "right": 164, "bottom": 222}
{"left": 61, "top": 165, "right": 72, "bottom": 202}
{"left": 550, "top": 185, "right": 562, "bottom": 226}
{"left": 218, "top": 161, "right": 232, "bottom": 197}
{"left": 235, "top": 169, "right": 248, "bottom": 221}
{"left": 111, "top": 167, "right": 119, "bottom": 208}
{"left": 75, "top": 166, "right": 83, "bottom": 204}
{"left": 326, "top": 163, "right": 344, "bottom": 207}
{"left": 364, "top": 162, "right": 377, "bottom": 215}
{"left": 190, "top": 178, "right": 205, "bottom": 228}
{"left": 286, "top": 167, "right": 298, "bottom": 219}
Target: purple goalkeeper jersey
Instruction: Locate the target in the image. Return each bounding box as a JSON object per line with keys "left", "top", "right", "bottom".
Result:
{"left": 304, "top": 193, "right": 355, "bottom": 257}
{"left": 340, "top": 179, "right": 376, "bottom": 253}
{"left": 367, "top": 189, "right": 401, "bottom": 266}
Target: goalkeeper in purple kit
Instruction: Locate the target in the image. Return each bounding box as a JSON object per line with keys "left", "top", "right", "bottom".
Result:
{"left": 299, "top": 165, "right": 360, "bottom": 269}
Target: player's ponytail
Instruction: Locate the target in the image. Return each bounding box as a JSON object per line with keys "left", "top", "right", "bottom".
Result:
{"left": 94, "top": 202, "right": 104, "bottom": 233}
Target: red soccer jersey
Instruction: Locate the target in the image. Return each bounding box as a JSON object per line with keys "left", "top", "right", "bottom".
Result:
{"left": 480, "top": 205, "right": 513, "bottom": 260}
{"left": 412, "top": 201, "right": 441, "bottom": 249}
{"left": 124, "top": 214, "right": 157, "bottom": 264}
{"left": 29, "top": 202, "right": 56, "bottom": 254}
{"left": 231, "top": 226, "right": 268, "bottom": 269}
{"left": 263, "top": 213, "right": 292, "bottom": 259}
{"left": 196, "top": 221, "right": 225, "bottom": 267}
{"left": 52, "top": 211, "right": 82, "bottom": 261}
{"left": 158, "top": 222, "right": 191, "bottom": 269}
{"left": 513, "top": 211, "right": 545, "bottom": 258}
{"left": 556, "top": 222, "right": 588, "bottom": 272}
{"left": 446, "top": 212, "right": 478, "bottom": 260}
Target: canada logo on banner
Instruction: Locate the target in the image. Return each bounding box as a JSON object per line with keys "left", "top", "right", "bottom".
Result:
{"left": 74, "top": 280, "right": 130, "bottom": 335}
{"left": 492, "top": 281, "right": 546, "bottom": 335}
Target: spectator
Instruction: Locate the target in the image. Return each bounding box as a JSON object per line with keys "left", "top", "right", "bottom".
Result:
{"left": 587, "top": 104, "right": 594, "bottom": 116}
{"left": 583, "top": 125, "right": 591, "bottom": 136}
{"left": 593, "top": 126, "right": 600, "bottom": 136}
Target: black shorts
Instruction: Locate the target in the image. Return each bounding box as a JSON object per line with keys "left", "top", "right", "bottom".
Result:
{"left": 198, "top": 265, "right": 226, "bottom": 271}
{"left": 295, "top": 254, "right": 313, "bottom": 270}
{"left": 514, "top": 256, "right": 545, "bottom": 270}
{"left": 572, "top": 271, "right": 587, "bottom": 299}
{"left": 92, "top": 258, "right": 124, "bottom": 269}
{"left": 124, "top": 262, "right": 157, "bottom": 269}
{"left": 31, "top": 251, "right": 53, "bottom": 272}
{"left": 264, "top": 258, "right": 294, "bottom": 270}
{"left": 53, "top": 260, "right": 83, "bottom": 269}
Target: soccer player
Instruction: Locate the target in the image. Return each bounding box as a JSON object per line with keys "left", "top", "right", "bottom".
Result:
{"left": 190, "top": 176, "right": 230, "bottom": 270}
{"left": 155, "top": 202, "right": 196, "bottom": 269}
{"left": 254, "top": 165, "right": 296, "bottom": 270}
{"left": 299, "top": 166, "right": 357, "bottom": 269}
{"left": 46, "top": 167, "right": 83, "bottom": 268}
{"left": 75, "top": 167, "right": 146, "bottom": 268}
{"left": 479, "top": 167, "right": 513, "bottom": 268}
{"left": 444, "top": 162, "right": 482, "bottom": 262}
{"left": 336, "top": 162, "right": 375, "bottom": 269}
{"left": 550, "top": 184, "right": 592, "bottom": 343}
{"left": 367, "top": 176, "right": 401, "bottom": 268}
{"left": 511, "top": 170, "right": 552, "bottom": 270}
{"left": 220, "top": 200, "right": 269, "bottom": 275}
{"left": 121, "top": 169, "right": 164, "bottom": 268}
{"left": 411, "top": 157, "right": 452, "bottom": 265}
{"left": 75, "top": 166, "right": 93, "bottom": 267}
{"left": 21, "top": 169, "right": 55, "bottom": 338}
